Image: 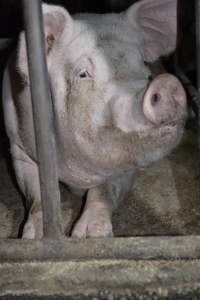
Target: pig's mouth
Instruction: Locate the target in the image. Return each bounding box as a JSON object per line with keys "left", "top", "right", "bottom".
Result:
{"left": 154, "top": 105, "right": 187, "bottom": 128}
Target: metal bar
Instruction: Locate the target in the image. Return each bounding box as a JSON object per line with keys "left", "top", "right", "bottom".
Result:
{"left": 175, "top": 65, "right": 199, "bottom": 115}
{"left": 1, "top": 236, "right": 200, "bottom": 262}
{"left": 196, "top": 0, "right": 200, "bottom": 93}
{"left": 22, "top": 0, "right": 63, "bottom": 239}
{"left": 174, "top": 5, "right": 198, "bottom": 115}
{"left": 196, "top": 0, "right": 200, "bottom": 155}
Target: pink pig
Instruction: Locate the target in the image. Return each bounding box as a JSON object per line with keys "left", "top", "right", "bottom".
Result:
{"left": 3, "top": 0, "right": 187, "bottom": 238}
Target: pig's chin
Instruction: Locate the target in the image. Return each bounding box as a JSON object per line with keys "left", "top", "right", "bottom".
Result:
{"left": 157, "top": 122, "right": 186, "bottom": 152}
{"left": 132, "top": 122, "right": 185, "bottom": 170}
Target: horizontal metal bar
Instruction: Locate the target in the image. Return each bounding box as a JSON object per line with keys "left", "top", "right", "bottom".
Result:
{"left": 22, "top": 0, "right": 63, "bottom": 238}
{"left": 0, "top": 236, "right": 200, "bottom": 262}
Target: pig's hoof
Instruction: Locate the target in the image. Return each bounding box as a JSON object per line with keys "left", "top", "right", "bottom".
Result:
{"left": 22, "top": 211, "right": 43, "bottom": 240}
{"left": 71, "top": 208, "right": 113, "bottom": 238}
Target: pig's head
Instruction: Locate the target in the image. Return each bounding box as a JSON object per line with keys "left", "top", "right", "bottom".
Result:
{"left": 18, "top": 0, "right": 187, "bottom": 174}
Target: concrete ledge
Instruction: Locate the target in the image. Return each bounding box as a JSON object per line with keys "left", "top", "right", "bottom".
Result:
{"left": 1, "top": 237, "right": 200, "bottom": 299}
{"left": 1, "top": 236, "right": 200, "bottom": 262}
{"left": 1, "top": 259, "right": 200, "bottom": 299}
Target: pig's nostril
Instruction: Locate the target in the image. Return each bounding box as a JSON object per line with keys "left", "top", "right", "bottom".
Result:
{"left": 151, "top": 93, "right": 161, "bottom": 106}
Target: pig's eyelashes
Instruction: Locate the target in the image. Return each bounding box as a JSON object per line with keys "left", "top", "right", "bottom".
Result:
{"left": 78, "top": 70, "right": 92, "bottom": 80}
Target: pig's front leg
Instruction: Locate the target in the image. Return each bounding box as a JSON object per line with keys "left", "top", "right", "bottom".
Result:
{"left": 71, "top": 186, "right": 113, "bottom": 237}
{"left": 11, "top": 144, "right": 43, "bottom": 239}
{"left": 71, "top": 172, "right": 135, "bottom": 237}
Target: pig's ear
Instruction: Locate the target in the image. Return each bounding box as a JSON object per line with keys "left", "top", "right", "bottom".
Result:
{"left": 42, "top": 4, "right": 73, "bottom": 54}
{"left": 127, "top": 0, "right": 177, "bottom": 62}
{"left": 18, "top": 4, "right": 73, "bottom": 79}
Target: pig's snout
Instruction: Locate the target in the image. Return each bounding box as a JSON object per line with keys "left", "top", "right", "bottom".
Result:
{"left": 143, "top": 74, "right": 187, "bottom": 126}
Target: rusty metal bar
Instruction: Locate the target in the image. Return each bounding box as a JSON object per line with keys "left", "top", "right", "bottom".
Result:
{"left": 0, "top": 236, "right": 200, "bottom": 262}
{"left": 22, "top": 0, "right": 63, "bottom": 239}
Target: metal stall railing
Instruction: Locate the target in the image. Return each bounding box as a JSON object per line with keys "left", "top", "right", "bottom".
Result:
{"left": 175, "top": 0, "right": 200, "bottom": 156}
{"left": 196, "top": 0, "right": 200, "bottom": 152}
{"left": 0, "top": 0, "right": 200, "bottom": 298}
{"left": 22, "top": 0, "right": 63, "bottom": 240}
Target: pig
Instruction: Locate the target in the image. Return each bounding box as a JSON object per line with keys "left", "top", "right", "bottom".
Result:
{"left": 2, "top": 0, "right": 187, "bottom": 239}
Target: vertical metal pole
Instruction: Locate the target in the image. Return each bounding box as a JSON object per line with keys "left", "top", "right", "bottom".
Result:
{"left": 196, "top": 0, "right": 200, "bottom": 157}
{"left": 196, "top": 0, "right": 200, "bottom": 93}
{"left": 22, "top": 0, "right": 63, "bottom": 239}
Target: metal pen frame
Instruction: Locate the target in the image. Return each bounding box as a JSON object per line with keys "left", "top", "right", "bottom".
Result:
{"left": 1, "top": 0, "right": 200, "bottom": 298}
{"left": 0, "top": 0, "right": 199, "bottom": 268}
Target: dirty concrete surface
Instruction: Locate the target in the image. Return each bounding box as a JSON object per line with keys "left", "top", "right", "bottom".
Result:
{"left": 2, "top": 259, "right": 200, "bottom": 299}
{"left": 0, "top": 126, "right": 199, "bottom": 239}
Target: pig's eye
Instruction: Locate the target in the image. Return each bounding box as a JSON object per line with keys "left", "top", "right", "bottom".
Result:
{"left": 79, "top": 70, "right": 92, "bottom": 80}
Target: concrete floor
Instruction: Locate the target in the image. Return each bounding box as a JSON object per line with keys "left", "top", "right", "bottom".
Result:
{"left": 0, "top": 127, "right": 199, "bottom": 239}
